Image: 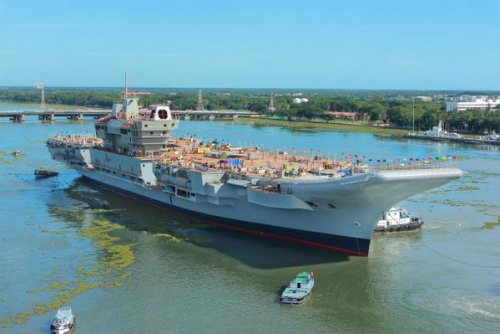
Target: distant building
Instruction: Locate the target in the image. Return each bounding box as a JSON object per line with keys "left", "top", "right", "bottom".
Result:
{"left": 416, "top": 96, "right": 432, "bottom": 102}
{"left": 292, "top": 98, "right": 309, "bottom": 104}
{"left": 446, "top": 95, "right": 500, "bottom": 112}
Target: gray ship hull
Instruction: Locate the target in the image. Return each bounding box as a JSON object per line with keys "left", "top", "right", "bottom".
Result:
{"left": 50, "top": 146, "right": 461, "bottom": 256}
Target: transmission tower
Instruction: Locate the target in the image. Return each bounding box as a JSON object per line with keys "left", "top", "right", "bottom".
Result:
{"left": 196, "top": 89, "right": 204, "bottom": 110}
{"left": 267, "top": 92, "right": 276, "bottom": 112}
{"left": 35, "top": 83, "right": 46, "bottom": 110}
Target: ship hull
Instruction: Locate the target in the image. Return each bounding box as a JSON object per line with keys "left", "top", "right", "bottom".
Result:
{"left": 80, "top": 170, "right": 371, "bottom": 255}
{"left": 49, "top": 145, "right": 461, "bottom": 256}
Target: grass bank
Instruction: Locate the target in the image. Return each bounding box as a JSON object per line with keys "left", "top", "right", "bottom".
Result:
{"left": 235, "top": 117, "right": 409, "bottom": 137}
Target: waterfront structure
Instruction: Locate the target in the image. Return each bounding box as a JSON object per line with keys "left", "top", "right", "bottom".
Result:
{"left": 445, "top": 95, "right": 500, "bottom": 112}
{"left": 405, "top": 121, "right": 500, "bottom": 146}
{"left": 47, "top": 93, "right": 461, "bottom": 256}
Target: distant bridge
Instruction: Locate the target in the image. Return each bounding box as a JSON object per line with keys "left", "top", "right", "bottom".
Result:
{"left": 0, "top": 110, "right": 109, "bottom": 122}
{"left": 0, "top": 109, "right": 258, "bottom": 122}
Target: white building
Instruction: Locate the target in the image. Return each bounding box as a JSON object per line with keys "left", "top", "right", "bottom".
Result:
{"left": 292, "top": 98, "right": 309, "bottom": 104}
{"left": 446, "top": 95, "right": 500, "bottom": 112}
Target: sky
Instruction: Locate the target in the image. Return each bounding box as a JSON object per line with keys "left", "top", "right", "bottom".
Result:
{"left": 0, "top": 0, "right": 499, "bottom": 90}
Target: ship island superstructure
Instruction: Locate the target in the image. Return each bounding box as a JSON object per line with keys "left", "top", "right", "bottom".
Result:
{"left": 47, "top": 93, "right": 462, "bottom": 256}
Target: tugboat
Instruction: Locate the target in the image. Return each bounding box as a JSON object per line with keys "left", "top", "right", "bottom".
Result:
{"left": 281, "top": 272, "right": 315, "bottom": 304}
{"left": 34, "top": 169, "right": 59, "bottom": 179}
{"left": 50, "top": 307, "right": 75, "bottom": 334}
{"left": 374, "top": 207, "right": 423, "bottom": 232}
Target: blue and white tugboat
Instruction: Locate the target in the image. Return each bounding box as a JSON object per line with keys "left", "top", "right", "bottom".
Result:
{"left": 50, "top": 307, "right": 75, "bottom": 334}
{"left": 281, "top": 272, "right": 315, "bottom": 304}
{"left": 374, "top": 207, "right": 423, "bottom": 232}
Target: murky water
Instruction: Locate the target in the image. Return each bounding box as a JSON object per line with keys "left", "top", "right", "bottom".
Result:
{"left": 0, "top": 109, "right": 499, "bottom": 333}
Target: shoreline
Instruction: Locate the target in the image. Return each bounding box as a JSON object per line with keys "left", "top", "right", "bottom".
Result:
{"left": 236, "top": 117, "right": 409, "bottom": 137}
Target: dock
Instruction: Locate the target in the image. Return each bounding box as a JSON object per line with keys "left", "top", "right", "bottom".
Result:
{"left": 404, "top": 133, "right": 500, "bottom": 146}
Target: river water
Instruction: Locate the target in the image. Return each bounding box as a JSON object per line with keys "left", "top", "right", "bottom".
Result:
{"left": 0, "top": 105, "right": 499, "bottom": 333}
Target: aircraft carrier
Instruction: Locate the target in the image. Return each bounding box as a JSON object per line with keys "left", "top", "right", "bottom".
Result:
{"left": 47, "top": 93, "right": 462, "bottom": 256}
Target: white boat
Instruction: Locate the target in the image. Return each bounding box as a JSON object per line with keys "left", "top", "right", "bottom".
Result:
{"left": 421, "top": 120, "right": 463, "bottom": 139}
{"left": 406, "top": 120, "right": 463, "bottom": 141}
{"left": 281, "top": 272, "right": 315, "bottom": 304}
{"left": 50, "top": 307, "right": 75, "bottom": 334}
{"left": 480, "top": 130, "right": 500, "bottom": 142}
{"left": 374, "top": 207, "right": 423, "bottom": 232}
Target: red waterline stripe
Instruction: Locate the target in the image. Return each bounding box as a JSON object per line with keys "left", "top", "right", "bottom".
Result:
{"left": 90, "top": 180, "right": 367, "bottom": 257}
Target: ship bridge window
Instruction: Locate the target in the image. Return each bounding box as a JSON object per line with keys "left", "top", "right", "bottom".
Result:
{"left": 158, "top": 109, "right": 168, "bottom": 119}
{"left": 150, "top": 110, "right": 156, "bottom": 119}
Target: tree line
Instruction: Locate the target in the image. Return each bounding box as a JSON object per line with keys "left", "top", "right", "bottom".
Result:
{"left": 0, "top": 88, "right": 498, "bottom": 133}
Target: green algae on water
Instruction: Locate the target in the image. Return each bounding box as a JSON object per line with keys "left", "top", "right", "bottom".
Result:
{"left": 0, "top": 216, "right": 135, "bottom": 329}
{"left": 482, "top": 217, "right": 500, "bottom": 230}
{"left": 48, "top": 206, "right": 87, "bottom": 223}
{"left": 80, "top": 219, "right": 135, "bottom": 272}
{"left": 0, "top": 280, "right": 100, "bottom": 328}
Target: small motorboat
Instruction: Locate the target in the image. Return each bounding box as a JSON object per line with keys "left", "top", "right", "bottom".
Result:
{"left": 34, "top": 169, "right": 59, "bottom": 179}
{"left": 12, "top": 150, "right": 22, "bottom": 157}
{"left": 50, "top": 307, "right": 75, "bottom": 334}
{"left": 374, "top": 207, "right": 423, "bottom": 232}
{"left": 280, "top": 271, "right": 315, "bottom": 304}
